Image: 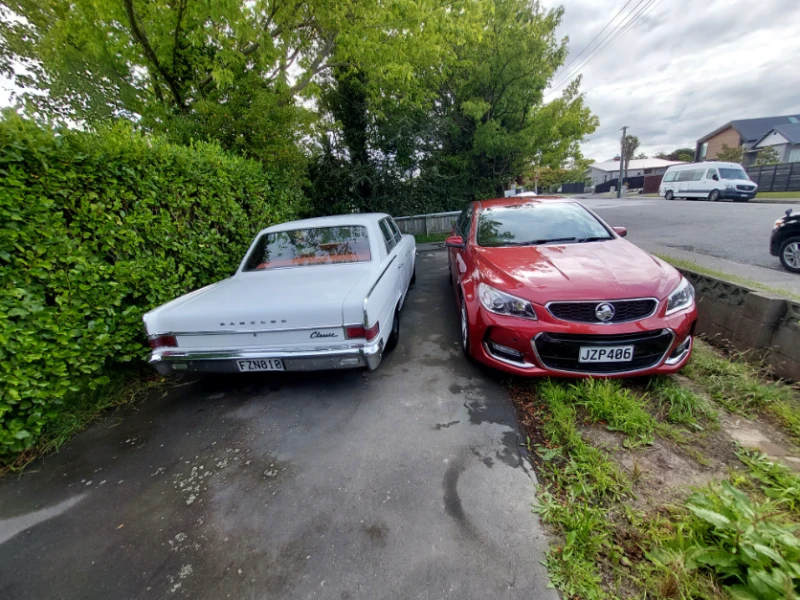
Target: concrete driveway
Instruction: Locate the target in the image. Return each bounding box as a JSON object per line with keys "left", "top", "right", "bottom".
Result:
{"left": 0, "top": 249, "right": 554, "bottom": 600}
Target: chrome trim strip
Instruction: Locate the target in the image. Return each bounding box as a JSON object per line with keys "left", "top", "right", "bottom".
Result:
{"left": 149, "top": 324, "right": 345, "bottom": 338}
{"left": 545, "top": 297, "right": 660, "bottom": 325}
{"left": 363, "top": 255, "right": 397, "bottom": 327}
{"left": 482, "top": 342, "right": 536, "bottom": 369}
{"left": 530, "top": 329, "right": 676, "bottom": 376}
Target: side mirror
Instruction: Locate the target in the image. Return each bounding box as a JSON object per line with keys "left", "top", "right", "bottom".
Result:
{"left": 445, "top": 235, "right": 465, "bottom": 249}
{"left": 612, "top": 226, "right": 627, "bottom": 237}
{"left": 712, "top": 174, "right": 719, "bottom": 181}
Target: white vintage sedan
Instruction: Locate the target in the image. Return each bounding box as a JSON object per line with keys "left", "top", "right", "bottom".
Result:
{"left": 143, "top": 214, "right": 416, "bottom": 374}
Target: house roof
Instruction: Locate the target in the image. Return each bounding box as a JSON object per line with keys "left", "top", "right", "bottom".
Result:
{"left": 588, "top": 158, "right": 685, "bottom": 173}
{"left": 698, "top": 114, "right": 800, "bottom": 144}
{"left": 754, "top": 123, "right": 800, "bottom": 146}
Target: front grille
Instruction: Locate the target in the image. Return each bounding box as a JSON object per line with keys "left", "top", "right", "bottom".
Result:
{"left": 736, "top": 184, "right": 756, "bottom": 191}
{"left": 533, "top": 329, "right": 673, "bottom": 374}
{"left": 547, "top": 299, "right": 657, "bottom": 324}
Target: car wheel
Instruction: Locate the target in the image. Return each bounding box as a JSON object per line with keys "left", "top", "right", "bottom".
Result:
{"left": 665, "top": 191, "right": 674, "bottom": 201}
{"left": 779, "top": 237, "right": 800, "bottom": 273}
{"left": 385, "top": 308, "right": 400, "bottom": 352}
{"left": 708, "top": 190, "right": 720, "bottom": 202}
{"left": 410, "top": 265, "right": 416, "bottom": 287}
{"left": 460, "top": 296, "right": 470, "bottom": 357}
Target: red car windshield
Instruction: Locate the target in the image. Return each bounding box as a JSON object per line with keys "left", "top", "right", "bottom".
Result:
{"left": 476, "top": 202, "right": 612, "bottom": 247}
{"left": 243, "top": 225, "right": 371, "bottom": 270}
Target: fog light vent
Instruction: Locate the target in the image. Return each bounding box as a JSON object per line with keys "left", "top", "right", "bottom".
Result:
{"left": 486, "top": 341, "right": 525, "bottom": 363}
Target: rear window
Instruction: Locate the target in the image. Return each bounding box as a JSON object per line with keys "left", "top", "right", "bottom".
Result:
{"left": 243, "top": 226, "right": 371, "bottom": 271}
{"left": 476, "top": 202, "right": 612, "bottom": 247}
{"left": 663, "top": 170, "right": 677, "bottom": 182}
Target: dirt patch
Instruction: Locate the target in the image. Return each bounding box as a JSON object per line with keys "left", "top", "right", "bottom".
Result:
{"left": 720, "top": 412, "right": 800, "bottom": 472}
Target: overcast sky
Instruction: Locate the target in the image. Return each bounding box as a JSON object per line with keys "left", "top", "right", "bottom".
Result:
{"left": 542, "top": 0, "right": 800, "bottom": 162}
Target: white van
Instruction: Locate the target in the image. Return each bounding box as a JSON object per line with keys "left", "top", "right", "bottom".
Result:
{"left": 659, "top": 161, "right": 758, "bottom": 202}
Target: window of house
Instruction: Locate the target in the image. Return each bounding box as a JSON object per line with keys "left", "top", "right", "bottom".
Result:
{"left": 699, "top": 143, "right": 708, "bottom": 160}
{"left": 789, "top": 117, "right": 799, "bottom": 124}
{"left": 789, "top": 149, "right": 800, "bottom": 163}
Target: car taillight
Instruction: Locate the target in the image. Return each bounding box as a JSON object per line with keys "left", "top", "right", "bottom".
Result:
{"left": 346, "top": 322, "right": 380, "bottom": 342}
{"left": 148, "top": 334, "right": 178, "bottom": 349}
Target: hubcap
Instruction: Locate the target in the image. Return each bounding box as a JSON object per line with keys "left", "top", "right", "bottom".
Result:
{"left": 461, "top": 303, "right": 469, "bottom": 350}
{"left": 784, "top": 242, "right": 800, "bottom": 268}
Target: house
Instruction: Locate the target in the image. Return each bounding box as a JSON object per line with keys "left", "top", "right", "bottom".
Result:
{"left": 752, "top": 124, "right": 800, "bottom": 164}
{"left": 586, "top": 158, "right": 684, "bottom": 187}
{"left": 695, "top": 114, "right": 800, "bottom": 165}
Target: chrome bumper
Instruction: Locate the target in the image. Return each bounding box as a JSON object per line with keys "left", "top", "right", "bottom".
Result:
{"left": 149, "top": 341, "right": 384, "bottom": 375}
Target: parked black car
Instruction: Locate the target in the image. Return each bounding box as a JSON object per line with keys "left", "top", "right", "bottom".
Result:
{"left": 771, "top": 208, "right": 800, "bottom": 273}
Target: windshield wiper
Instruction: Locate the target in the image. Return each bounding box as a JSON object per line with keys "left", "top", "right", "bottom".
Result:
{"left": 505, "top": 237, "right": 578, "bottom": 246}
{"left": 576, "top": 236, "right": 611, "bottom": 243}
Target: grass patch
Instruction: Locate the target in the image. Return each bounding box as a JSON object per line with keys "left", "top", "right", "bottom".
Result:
{"left": 413, "top": 232, "right": 449, "bottom": 244}
{"left": 655, "top": 253, "right": 800, "bottom": 303}
{"left": 1, "top": 366, "right": 162, "bottom": 475}
{"left": 685, "top": 340, "right": 800, "bottom": 442}
{"left": 753, "top": 191, "right": 800, "bottom": 200}
{"left": 511, "top": 373, "right": 800, "bottom": 599}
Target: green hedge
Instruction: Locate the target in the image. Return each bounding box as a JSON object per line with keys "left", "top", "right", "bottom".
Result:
{"left": 0, "top": 115, "right": 303, "bottom": 454}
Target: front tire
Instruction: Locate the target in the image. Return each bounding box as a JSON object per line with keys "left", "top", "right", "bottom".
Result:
{"left": 665, "top": 191, "right": 674, "bottom": 201}
{"left": 708, "top": 189, "right": 720, "bottom": 202}
{"left": 779, "top": 237, "right": 800, "bottom": 273}
{"left": 410, "top": 265, "right": 416, "bottom": 287}
{"left": 460, "top": 296, "right": 471, "bottom": 357}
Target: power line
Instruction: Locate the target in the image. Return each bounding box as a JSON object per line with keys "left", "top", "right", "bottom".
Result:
{"left": 553, "top": 0, "right": 637, "bottom": 79}
{"left": 545, "top": 0, "right": 650, "bottom": 93}
{"left": 545, "top": 0, "right": 662, "bottom": 98}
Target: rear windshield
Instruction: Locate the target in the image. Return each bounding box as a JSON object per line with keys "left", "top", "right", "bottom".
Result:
{"left": 243, "top": 226, "right": 371, "bottom": 271}
{"left": 719, "top": 168, "right": 749, "bottom": 180}
{"left": 476, "top": 202, "right": 612, "bottom": 247}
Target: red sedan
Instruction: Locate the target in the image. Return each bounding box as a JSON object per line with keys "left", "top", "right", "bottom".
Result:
{"left": 445, "top": 197, "right": 697, "bottom": 377}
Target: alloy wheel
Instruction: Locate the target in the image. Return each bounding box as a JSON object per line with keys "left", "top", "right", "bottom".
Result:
{"left": 460, "top": 298, "right": 470, "bottom": 354}
{"left": 783, "top": 241, "right": 800, "bottom": 270}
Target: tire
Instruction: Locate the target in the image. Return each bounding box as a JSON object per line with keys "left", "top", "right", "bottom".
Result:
{"left": 708, "top": 189, "right": 720, "bottom": 202}
{"left": 665, "top": 191, "right": 674, "bottom": 201}
{"left": 779, "top": 236, "right": 800, "bottom": 273}
{"left": 460, "top": 295, "right": 471, "bottom": 357}
{"left": 410, "top": 265, "right": 416, "bottom": 287}
{"left": 384, "top": 307, "right": 400, "bottom": 352}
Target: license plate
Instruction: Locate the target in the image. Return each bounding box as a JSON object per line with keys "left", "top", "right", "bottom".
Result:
{"left": 237, "top": 358, "right": 285, "bottom": 372}
{"left": 578, "top": 345, "right": 634, "bottom": 363}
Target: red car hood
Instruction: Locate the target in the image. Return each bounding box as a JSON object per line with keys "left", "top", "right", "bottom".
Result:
{"left": 474, "top": 239, "right": 681, "bottom": 303}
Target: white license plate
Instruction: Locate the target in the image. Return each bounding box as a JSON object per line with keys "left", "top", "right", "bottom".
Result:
{"left": 578, "top": 345, "right": 634, "bottom": 363}
{"left": 237, "top": 358, "right": 285, "bottom": 372}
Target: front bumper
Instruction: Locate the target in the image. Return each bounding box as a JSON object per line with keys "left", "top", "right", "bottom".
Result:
{"left": 148, "top": 341, "right": 384, "bottom": 375}
{"left": 720, "top": 189, "right": 756, "bottom": 201}
{"left": 469, "top": 303, "right": 697, "bottom": 378}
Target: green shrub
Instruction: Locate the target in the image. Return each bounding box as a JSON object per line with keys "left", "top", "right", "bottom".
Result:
{"left": 0, "top": 113, "right": 303, "bottom": 455}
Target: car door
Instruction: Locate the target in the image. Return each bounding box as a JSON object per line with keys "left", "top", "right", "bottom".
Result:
{"left": 704, "top": 167, "right": 719, "bottom": 195}
{"left": 388, "top": 217, "right": 411, "bottom": 289}
{"left": 449, "top": 204, "right": 474, "bottom": 291}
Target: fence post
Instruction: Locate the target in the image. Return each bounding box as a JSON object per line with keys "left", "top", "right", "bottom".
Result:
{"left": 424, "top": 217, "right": 429, "bottom": 236}
{"left": 788, "top": 163, "right": 794, "bottom": 192}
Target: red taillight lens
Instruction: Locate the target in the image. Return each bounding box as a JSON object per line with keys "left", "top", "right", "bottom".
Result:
{"left": 148, "top": 334, "right": 177, "bottom": 349}
{"left": 346, "top": 323, "right": 380, "bottom": 342}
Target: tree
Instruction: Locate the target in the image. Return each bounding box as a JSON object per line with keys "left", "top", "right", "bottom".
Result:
{"left": 716, "top": 144, "right": 744, "bottom": 163}
{"left": 623, "top": 135, "right": 640, "bottom": 175}
{"left": 0, "top": 0, "right": 482, "bottom": 181}
{"left": 634, "top": 152, "right": 648, "bottom": 160}
{"left": 755, "top": 146, "right": 780, "bottom": 166}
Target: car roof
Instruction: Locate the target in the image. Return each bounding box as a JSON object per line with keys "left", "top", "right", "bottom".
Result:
{"left": 476, "top": 196, "right": 576, "bottom": 209}
{"left": 666, "top": 162, "right": 742, "bottom": 170}
{"left": 259, "top": 213, "right": 390, "bottom": 235}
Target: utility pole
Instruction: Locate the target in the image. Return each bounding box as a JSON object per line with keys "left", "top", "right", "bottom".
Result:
{"left": 617, "top": 126, "right": 627, "bottom": 198}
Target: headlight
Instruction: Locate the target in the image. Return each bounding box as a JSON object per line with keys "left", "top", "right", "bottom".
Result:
{"left": 774, "top": 218, "right": 785, "bottom": 230}
{"left": 725, "top": 184, "right": 735, "bottom": 190}
{"left": 478, "top": 283, "right": 537, "bottom": 320}
{"left": 666, "top": 277, "right": 695, "bottom": 315}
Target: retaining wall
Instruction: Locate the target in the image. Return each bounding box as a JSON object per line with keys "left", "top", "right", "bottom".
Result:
{"left": 680, "top": 268, "right": 800, "bottom": 381}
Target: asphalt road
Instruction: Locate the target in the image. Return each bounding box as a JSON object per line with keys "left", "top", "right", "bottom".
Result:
{"left": 0, "top": 251, "right": 555, "bottom": 600}
{"left": 582, "top": 197, "right": 796, "bottom": 270}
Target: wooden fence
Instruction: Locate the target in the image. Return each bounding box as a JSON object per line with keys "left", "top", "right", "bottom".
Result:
{"left": 745, "top": 163, "right": 800, "bottom": 193}
{"left": 394, "top": 211, "right": 461, "bottom": 235}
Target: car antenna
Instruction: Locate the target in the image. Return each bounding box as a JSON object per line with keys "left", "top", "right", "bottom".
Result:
{"left": 787, "top": 208, "right": 794, "bottom": 217}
